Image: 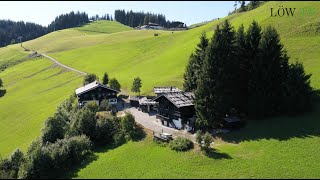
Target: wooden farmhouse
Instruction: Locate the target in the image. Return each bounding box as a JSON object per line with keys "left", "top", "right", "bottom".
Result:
{"left": 75, "top": 81, "right": 120, "bottom": 107}
{"left": 153, "top": 92, "right": 196, "bottom": 131}
{"left": 153, "top": 86, "right": 182, "bottom": 96}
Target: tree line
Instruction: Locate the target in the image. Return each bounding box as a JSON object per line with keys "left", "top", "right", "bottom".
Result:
{"left": 114, "top": 9, "right": 186, "bottom": 28}
{"left": 89, "top": 13, "right": 114, "bottom": 21}
{"left": 47, "top": 11, "right": 90, "bottom": 32}
{"left": 0, "top": 9, "right": 187, "bottom": 48}
{"left": 183, "top": 20, "right": 314, "bottom": 130}
{"left": 230, "top": 1, "right": 266, "bottom": 15}
{"left": 0, "top": 20, "right": 47, "bottom": 47}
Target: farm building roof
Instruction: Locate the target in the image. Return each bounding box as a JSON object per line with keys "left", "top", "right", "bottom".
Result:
{"left": 139, "top": 97, "right": 158, "bottom": 105}
{"left": 75, "top": 81, "right": 120, "bottom": 95}
{"left": 148, "top": 22, "right": 160, "bottom": 26}
{"left": 153, "top": 87, "right": 182, "bottom": 94}
{"left": 153, "top": 92, "right": 194, "bottom": 108}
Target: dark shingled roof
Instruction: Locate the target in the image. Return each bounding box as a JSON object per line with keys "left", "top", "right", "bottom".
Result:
{"left": 153, "top": 92, "right": 194, "bottom": 108}
{"left": 75, "top": 81, "right": 120, "bottom": 95}
{"left": 153, "top": 86, "right": 182, "bottom": 94}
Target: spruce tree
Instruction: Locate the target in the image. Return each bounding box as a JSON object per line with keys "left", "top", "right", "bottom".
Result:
{"left": 257, "top": 25, "right": 284, "bottom": 116}
{"left": 246, "top": 20, "right": 263, "bottom": 117}
{"left": 183, "top": 32, "right": 209, "bottom": 92}
{"left": 235, "top": 24, "right": 248, "bottom": 115}
{"left": 183, "top": 53, "right": 197, "bottom": 91}
{"left": 102, "top": 72, "right": 109, "bottom": 85}
{"left": 195, "top": 20, "right": 237, "bottom": 130}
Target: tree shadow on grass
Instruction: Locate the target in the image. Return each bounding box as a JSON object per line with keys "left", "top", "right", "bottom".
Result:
{"left": 63, "top": 125, "right": 147, "bottom": 178}
{"left": 131, "top": 124, "right": 147, "bottom": 142}
{"left": 203, "top": 148, "right": 232, "bottom": 159}
{"left": 63, "top": 152, "right": 98, "bottom": 179}
{"left": 219, "top": 92, "right": 320, "bottom": 144}
{"left": 0, "top": 89, "right": 6, "bottom": 97}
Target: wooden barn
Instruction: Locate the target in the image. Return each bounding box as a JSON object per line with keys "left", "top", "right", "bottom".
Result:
{"left": 153, "top": 86, "right": 181, "bottom": 96}
{"left": 153, "top": 92, "right": 195, "bottom": 131}
{"left": 75, "top": 81, "right": 120, "bottom": 107}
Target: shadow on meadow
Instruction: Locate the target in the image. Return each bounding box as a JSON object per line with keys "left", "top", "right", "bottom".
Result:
{"left": 203, "top": 148, "right": 232, "bottom": 159}
{"left": 0, "top": 89, "right": 6, "bottom": 97}
{"left": 64, "top": 124, "right": 147, "bottom": 178}
{"left": 219, "top": 91, "right": 320, "bottom": 144}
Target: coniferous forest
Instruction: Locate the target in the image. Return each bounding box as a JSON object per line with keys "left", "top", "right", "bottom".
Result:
{"left": 183, "top": 20, "right": 314, "bottom": 130}
{"left": 114, "top": 9, "right": 186, "bottom": 28}
{"left": 0, "top": 20, "right": 47, "bottom": 47}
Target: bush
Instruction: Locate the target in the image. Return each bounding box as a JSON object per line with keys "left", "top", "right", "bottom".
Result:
{"left": 195, "top": 130, "right": 203, "bottom": 144}
{"left": 99, "top": 99, "right": 112, "bottom": 111}
{"left": 84, "top": 101, "right": 99, "bottom": 113}
{"left": 169, "top": 137, "right": 193, "bottom": 151}
{"left": 55, "top": 99, "right": 75, "bottom": 122}
{"left": 69, "top": 108, "right": 96, "bottom": 139}
{"left": 83, "top": 74, "right": 99, "bottom": 85}
{"left": 109, "top": 78, "right": 121, "bottom": 91}
{"left": 41, "top": 116, "right": 67, "bottom": 143}
{"left": 113, "top": 130, "right": 126, "bottom": 146}
{"left": 120, "top": 113, "right": 136, "bottom": 140}
{"left": 18, "top": 135, "right": 92, "bottom": 179}
{"left": 0, "top": 149, "right": 24, "bottom": 179}
{"left": 94, "top": 115, "right": 121, "bottom": 145}
{"left": 202, "top": 132, "right": 213, "bottom": 149}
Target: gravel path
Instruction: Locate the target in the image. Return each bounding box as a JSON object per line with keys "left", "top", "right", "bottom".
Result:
{"left": 42, "top": 54, "right": 87, "bottom": 75}
{"left": 126, "top": 107, "right": 196, "bottom": 142}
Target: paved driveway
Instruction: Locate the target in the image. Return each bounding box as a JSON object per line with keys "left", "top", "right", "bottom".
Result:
{"left": 126, "top": 107, "right": 196, "bottom": 142}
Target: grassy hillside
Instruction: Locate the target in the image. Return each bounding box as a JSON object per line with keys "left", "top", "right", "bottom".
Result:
{"left": 75, "top": 20, "right": 133, "bottom": 34}
{"left": 47, "top": 2, "right": 320, "bottom": 94}
{"left": 0, "top": 59, "right": 83, "bottom": 156}
{"left": 1, "top": 2, "right": 319, "bottom": 95}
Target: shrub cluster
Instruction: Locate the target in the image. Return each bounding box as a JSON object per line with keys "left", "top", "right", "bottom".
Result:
{"left": 169, "top": 137, "right": 193, "bottom": 152}
{"left": 1, "top": 95, "right": 140, "bottom": 179}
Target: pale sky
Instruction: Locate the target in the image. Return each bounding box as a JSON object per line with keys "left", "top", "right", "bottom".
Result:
{"left": 0, "top": 1, "right": 239, "bottom": 26}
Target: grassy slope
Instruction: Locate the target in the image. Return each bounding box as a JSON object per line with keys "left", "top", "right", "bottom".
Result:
{"left": 68, "top": 1, "right": 320, "bottom": 178}
{"left": 45, "top": 2, "right": 318, "bottom": 94}
{"left": 74, "top": 107, "right": 320, "bottom": 178}
{"left": 0, "top": 20, "right": 130, "bottom": 157}
{"left": 75, "top": 20, "right": 133, "bottom": 34}
{"left": 0, "top": 59, "right": 83, "bottom": 156}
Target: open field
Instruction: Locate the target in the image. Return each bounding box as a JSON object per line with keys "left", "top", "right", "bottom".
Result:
{"left": 71, "top": 102, "right": 320, "bottom": 178}
{"left": 0, "top": 58, "right": 83, "bottom": 156}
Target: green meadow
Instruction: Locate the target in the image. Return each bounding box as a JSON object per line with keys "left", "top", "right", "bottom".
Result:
{"left": 0, "top": 59, "right": 83, "bottom": 156}
{"left": 0, "top": 1, "right": 320, "bottom": 178}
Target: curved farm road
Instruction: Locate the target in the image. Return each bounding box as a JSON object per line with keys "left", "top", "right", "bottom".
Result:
{"left": 126, "top": 107, "right": 196, "bottom": 142}
{"left": 42, "top": 54, "right": 87, "bottom": 75}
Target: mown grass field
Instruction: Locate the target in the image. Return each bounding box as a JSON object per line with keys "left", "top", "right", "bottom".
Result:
{"left": 0, "top": 1, "right": 319, "bottom": 178}
{"left": 72, "top": 102, "right": 320, "bottom": 178}
{"left": 0, "top": 59, "right": 83, "bottom": 156}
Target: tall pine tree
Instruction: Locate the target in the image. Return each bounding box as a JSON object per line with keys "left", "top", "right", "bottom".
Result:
{"left": 195, "top": 20, "right": 237, "bottom": 130}
{"left": 235, "top": 24, "right": 248, "bottom": 116}
{"left": 183, "top": 32, "right": 209, "bottom": 92}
